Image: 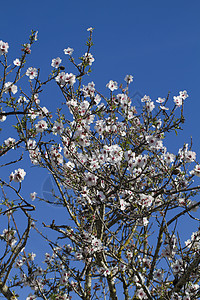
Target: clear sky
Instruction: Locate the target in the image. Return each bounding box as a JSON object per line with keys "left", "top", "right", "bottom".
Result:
{"left": 1, "top": 0, "right": 200, "bottom": 298}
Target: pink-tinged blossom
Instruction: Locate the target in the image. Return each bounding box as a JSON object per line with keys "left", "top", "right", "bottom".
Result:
{"left": 51, "top": 57, "right": 62, "bottom": 68}
{"left": 34, "top": 267, "right": 43, "bottom": 276}
{"left": 141, "top": 95, "right": 151, "bottom": 102}
{"left": 136, "top": 288, "right": 148, "bottom": 299}
{"left": 27, "top": 139, "right": 37, "bottom": 150}
{"left": 64, "top": 47, "right": 74, "bottom": 55}
{"left": 91, "top": 236, "right": 103, "bottom": 252}
{"left": 78, "top": 100, "right": 90, "bottom": 115}
{"left": 101, "top": 144, "right": 123, "bottom": 164}
{"left": 173, "top": 95, "right": 183, "bottom": 106}
{"left": 44, "top": 252, "right": 52, "bottom": 264}
{"left": 18, "top": 96, "right": 29, "bottom": 105}
{"left": 171, "top": 260, "right": 183, "bottom": 275}
{"left": 178, "top": 197, "right": 187, "bottom": 206}
{"left": 152, "top": 118, "right": 162, "bottom": 129}
{"left": 153, "top": 269, "right": 164, "bottom": 282}
{"left": 63, "top": 143, "right": 76, "bottom": 159}
{"left": 13, "top": 58, "right": 21, "bottom": 66}
{"left": 35, "top": 120, "right": 48, "bottom": 133}
{"left": 98, "top": 267, "right": 110, "bottom": 277}
{"left": 126, "top": 109, "right": 133, "bottom": 120}
{"left": 55, "top": 72, "right": 76, "bottom": 86}
{"left": 185, "top": 230, "right": 200, "bottom": 250}
{"left": 156, "top": 97, "right": 165, "bottom": 103}
{"left": 84, "top": 114, "right": 95, "bottom": 124}
{"left": 146, "top": 101, "right": 155, "bottom": 112}
{"left": 127, "top": 250, "right": 133, "bottom": 259}
{"left": 94, "top": 94, "right": 101, "bottom": 105}
{"left": 127, "top": 159, "right": 135, "bottom": 172}
{"left": 26, "top": 67, "right": 38, "bottom": 80}
{"left": 30, "top": 192, "right": 37, "bottom": 201}
{"left": 162, "top": 244, "right": 176, "bottom": 259}
{"left": 109, "top": 144, "right": 123, "bottom": 163}
{"left": 50, "top": 145, "right": 63, "bottom": 165}
{"left": 119, "top": 262, "right": 126, "bottom": 271}
{"left": 120, "top": 199, "right": 128, "bottom": 211}
{"left": 15, "top": 259, "right": 25, "bottom": 268}
{"left": 0, "top": 40, "right": 9, "bottom": 55}
{"left": 9, "top": 168, "right": 26, "bottom": 183}
{"left": 1, "top": 229, "right": 17, "bottom": 247}
{"left": 28, "top": 252, "right": 36, "bottom": 261}
{"left": 38, "top": 106, "right": 49, "bottom": 119}
{"left": 190, "top": 164, "right": 200, "bottom": 177}
{"left": 4, "top": 82, "right": 18, "bottom": 94}
{"left": 29, "top": 147, "right": 41, "bottom": 165}
{"left": 178, "top": 144, "right": 189, "bottom": 161}
{"left": 85, "top": 172, "right": 98, "bottom": 186}
{"left": 23, "top": 43, "right": 31, "bottom": 54}
{"left": 164, "top": 152, "right": 175, "bottom": 164}
{"left": 28, "top": 109, "right": 38, "bottom": 120}
{"left": 81, "top": 186, "right": 90, "bottom": 198}
{"left": 52, "top": 121, "right": 64, "bottom": 135}
{"left": 106, "top": 80, "right": 118, "bottom": 91}
{"left": 82, "top": 81, "right": 95, "bottom": 97}
{"left": 124, "top": 74, "right": 133, "bottom": 84}
{"left": 67, "top": 98, "right": 78, "bottom": 109}
{"left": 26, "top": 294, "right": 37, "bottom": 300}
{"left": 62, "top": 136, "right": 71, "bottom": 148}
{"left": 138, "top": 194, "right": 154, "bottom": 208}
{"left": 186, "top": 283, "right": 199, "bottom": 294}
{"left": 74, "top": 131, "right": 90, "bottom": 147}
{"left": 141, "top": 217, "right": 149, "bottom": 226}
{"left": 60, "top": 271, "right": 70, "bottom": 285}
{"left": 135, "top": 154, "right": 147, "bottom": 168}
{"left": 96, "top": 190, "right": 105, "bottom": 201}
{"left": 117, "top": 94, "right": 131, "bottom": 108}
{"left": 63, "top": 47, "right": 74, "bottom": 55}
{"left": 89, "top": 157, "right": 99, "bottom": 171}
{"left": 179, "top": 90, "right": 188, "bottom": 100}
{"left": 4, "top": 137, "right": 15, "bottom": 148}
{"left": 185, "top": 150, "right": 196, "bottom": 163}
{"left": 95, "top": 120, "right": 105, "bottom": 136}
{"left": 83, "top": 52, "right": 94, "bottom": 65}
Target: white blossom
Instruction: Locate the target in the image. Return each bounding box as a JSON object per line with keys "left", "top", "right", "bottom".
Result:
{"left": 64, "top": 47, "right": 74, "bottom": 55}
{"left": 51, "top": 57, "right": 62, "bottom": 68}
{"left": 26, "top": 67, "right": 38, "bottom": 80}
{"left": 4, "top": 82, "right": 18, "bottom": 94}
{"left": 10, "top": 168, "right": 26, "bottom": 183}
{"left": 0, "top": 40, "right": 9, "bottom": 55}
{"left": 106, "top": 80, "right": 118, "bottom": 91}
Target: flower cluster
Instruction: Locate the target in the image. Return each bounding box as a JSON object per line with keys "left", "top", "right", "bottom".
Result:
{"left": 9, "top": 168, "right": 26, "bottom": 183}
{"left": 55, "top": 72, "right": 76, "bottom": 86}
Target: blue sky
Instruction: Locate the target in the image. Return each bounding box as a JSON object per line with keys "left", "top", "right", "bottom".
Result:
{"left": 1, "top": 0, "right": 200, "bottom": 298}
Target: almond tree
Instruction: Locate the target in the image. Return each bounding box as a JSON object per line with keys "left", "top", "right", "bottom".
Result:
{"left": 0, "top": 29, "right": 200, "bottom": 300}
